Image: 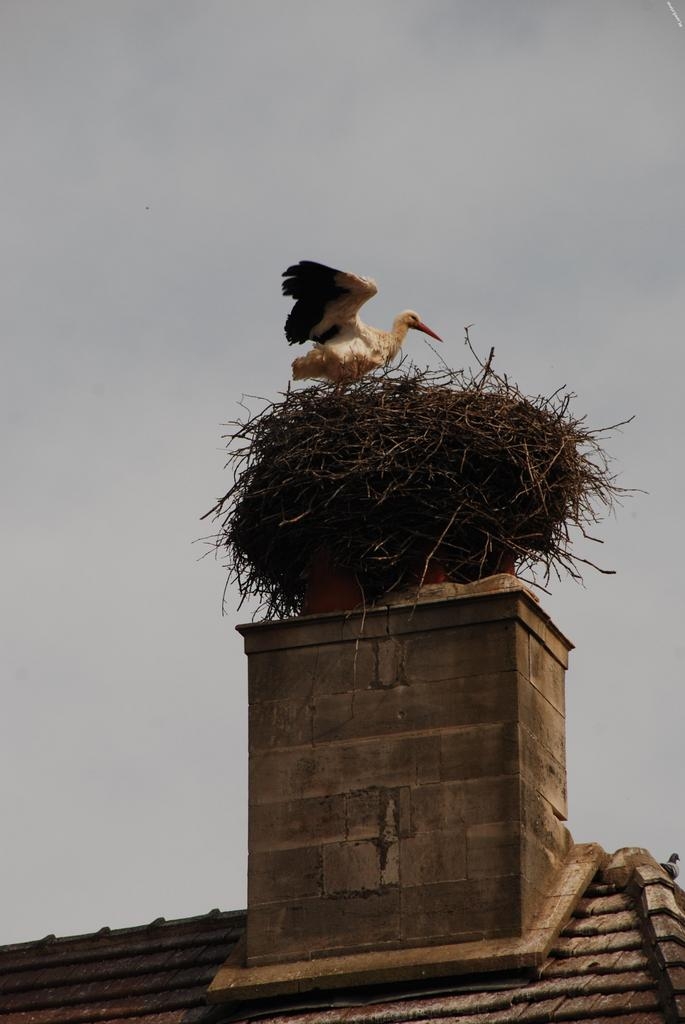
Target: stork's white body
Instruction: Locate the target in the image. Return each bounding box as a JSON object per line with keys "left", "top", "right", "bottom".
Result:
{"left": 293, "top": 317, "right": 408, "bottom": 383}
{"left": 282, "top": 261, "right": 442, "bottom": 383}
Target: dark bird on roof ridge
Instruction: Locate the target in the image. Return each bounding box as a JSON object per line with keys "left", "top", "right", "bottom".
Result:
{"left": 660, "top": 852, "right": 680, "bottom": 879}
{"left": 282, "top": 260, "right": 443, "bottom": 383}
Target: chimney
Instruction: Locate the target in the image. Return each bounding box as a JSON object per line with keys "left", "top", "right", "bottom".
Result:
{"left": 240, "top": 578, "right": 572, "bottom": 968}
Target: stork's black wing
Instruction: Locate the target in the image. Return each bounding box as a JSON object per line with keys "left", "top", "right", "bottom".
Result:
{"left": 282, "top": 260, "right": 378, "bottom": 345}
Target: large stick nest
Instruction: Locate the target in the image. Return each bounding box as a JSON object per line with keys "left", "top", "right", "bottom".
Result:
{"left": 204, "top": 361, "right": 627, "bottom": 619}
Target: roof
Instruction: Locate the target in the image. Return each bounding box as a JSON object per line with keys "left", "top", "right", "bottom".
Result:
{"left": 0, "top": 910, "right": 243, "bottom": 1024}
{"left": 1, "top": 851, "right": 683, "bottom": 1024}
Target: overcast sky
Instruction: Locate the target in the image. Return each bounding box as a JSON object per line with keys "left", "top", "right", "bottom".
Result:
{"left": 1, "top": 0, "right": 684, "bottom": 945}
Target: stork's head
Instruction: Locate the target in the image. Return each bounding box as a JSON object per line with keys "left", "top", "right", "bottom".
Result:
{"left": 399, "top": 310, "right": 443, "bottom": 342}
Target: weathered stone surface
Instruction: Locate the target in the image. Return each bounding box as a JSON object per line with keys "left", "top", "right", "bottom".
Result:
{"left": 410, "top": 775, "right": 520, "bottom": 834}
{"left": 324, "top": 840, "right": 383, "bottom": 894}
{"left": 248, "top": 642, "right": 376, "bottom": 702}
{"left": 603, "top": 848, "right": 663, "bottom": 888}
{"left": 240, "top": 611, "right": 387, "bottom": 656}
{"left": 467, "top": 822, "right": 521, "bottom": 880}
{"left": 402, "top": 874, "right": 523, "bottom": 943}
{"left": 518, "top": 672, "right": 566, "bottom": 763}
{"left": 519, "top": 721, "right": 568, "bottom": 820}
{"left": 439, "top": 722, "right": 519, "bottom": 781}
{"left": 383, "top": 575, "right": 538, "bottom": 608}
{"left": 312, "top": 672, "right": 521, "bottom": 744}
{"left": 515, "top": 602, "right": 571, "bottom": 669}
{"left": 249, "top": 697, "right": 312, "bottom": 749}
{"left": 345, "top": 788, "right": 383, "bottom": 840}
{"left": 383, "top": 592, "right": 543, "bottom": 640}
{"left": 246, "top": 890, "right": 401, "bottom": 964}
{"left": 400, "top": 828, "right": 467, "bottom": 887}
{"left": 373, "top": 637, "right": 405, "bottom": 687}
{"left": 248, "top": 846, "right": 322, "bottom": 905}
{"left": 520, "top": 779, "right": 571, "bottom": 859}
{"left": 248, "top": 794, "right": 347, "bottom": 851}
{"left": 398, "top": 787, "right": 413, "bottom": 838}
{"left": 528, "top": 634, "right": 566, "bottom": 712}
{"left": 403, "top": 621, "right": 525, "bottom": 682}
{"left": 318, "top": 833, "right": 401, "bottom": 892}
{"left": 250, "top": 733, "right": 441, "bottom": 806}
{"left": 381, "top": 840, "right": 400, "bottom": 887}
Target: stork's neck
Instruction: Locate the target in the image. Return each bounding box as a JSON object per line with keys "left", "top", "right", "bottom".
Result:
{"left": 391, "top": 314, "right": 412, "bottom": 344}
{"left": 357, "top": 315, "right": 411, "bottom": 362}
{"left": 385, "top": 314, "right": 412, "bottom": 359}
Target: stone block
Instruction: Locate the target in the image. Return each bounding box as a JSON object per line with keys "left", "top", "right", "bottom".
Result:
{"left": 249, "top": 733, "right": 440, "bottom": 805}
{"left": 519, "top": 722, "right": 567, "bottom": 821}
{"left": 248, "top": 846, "right": 322, "bottom": 905}
{"left": 240, "top": 606, "right": 394, "bottom": 657}
{"left": 440, "top": 722, "right": 519, "bottom": 781}
{"left": 312, "top": 672, "right": 519, "bottom": 745}
{"left": 402, "top": 874, "right": 522, "bottom": 943}
{"left": 517, "top": 673, "right": 566, "bottom": 765}
{"left": 344, "top": 782, "right": 409, "bottom": 839}
{"left": 249, "top": 698, "right": 312, "bottom": 749}
{"left": 248, "top": 794, "right": 346, "bottom": 851}
{"left": 248, "top": 642, "right": 375, "bottom": 702}
{"left": 466, "top": 821, "right": 521, "bottom": 879}
{"left": 528, "top": 634, "right": 566, "bottom": 713}
{"left": 373, "top": 637, "right": 406, "bottom": 687}
{"left": 410, "top": 775, "right": 520, "bottom": 834}
{"left": 381, "top": 840, "right": 400, "bottom": 887}
{"left": 324, "top": 841, "right": 382, "bottom": 894}
{"left": 344, "top": 786, "right": 406, "bottom": 846}
{"left": 246, "top": 889, "right": 401, "bottom": 964}
{"left": 403, "top": 621, "right": 526, "bottom": 683}
{"left": 311, "top": 690, "right": 357, "bottom": 744}
{"left": 400, "top": 828, "right": 467, "bottom": 887}
{"left": 513, "top": 602, "right": 572, "bottom": 669}
{"left": 520, "top": 779, "right": 571, "bottom": 864}
{"left": 521, "top": 833, "right": 567, "bottom": 928}
{"left": 346, "top": 788, "right": 382, "bottom": 840}
{"left": 384, "top": 592, "right": 533, "bottom": 638}
{"left": 398, "top": 787, "right": 413, "bottom": 837}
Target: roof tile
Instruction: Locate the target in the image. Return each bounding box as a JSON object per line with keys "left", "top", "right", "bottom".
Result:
{"left": 0, "top": 946, "right": 225, "bottom": 997}
{"left": 562, "top": 910, "right": 640, "bottom": 937}
{"left": 0, "top": 913, "right": 241, "bottom": 1024}
{"left": 665, "top": 963, "right": 685, "bottom": 992}
{"left": 653, "top": 940, "right": 685, "bottom": 967}
{"left": 542, "top": 949, "right": 649, "bottom": 979}
{"left": 551, "top": 987, "right": 661, "bottom": 1019}
{"left": 551, "top": 930, "right": 645, "bottom": 958}
{"left": 574, "top": 893, "right": 633, "bottom": 917}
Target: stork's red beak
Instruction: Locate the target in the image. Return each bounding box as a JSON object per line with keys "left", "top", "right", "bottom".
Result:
{"left": 414, "top": 321, "right": 442, "bottom": 342}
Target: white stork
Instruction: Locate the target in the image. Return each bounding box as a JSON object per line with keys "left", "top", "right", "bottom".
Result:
{"left": 282, "top": 260, "right": 443, "bottom": 383}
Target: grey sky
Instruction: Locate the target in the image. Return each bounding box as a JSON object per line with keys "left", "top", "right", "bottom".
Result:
{"left": 1, "top": 0, "right": 684, "bottom": 944}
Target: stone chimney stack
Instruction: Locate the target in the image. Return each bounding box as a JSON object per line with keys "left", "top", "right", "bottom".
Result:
{"left": 240, "top": 580, "right": 572, "bottom": 969}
